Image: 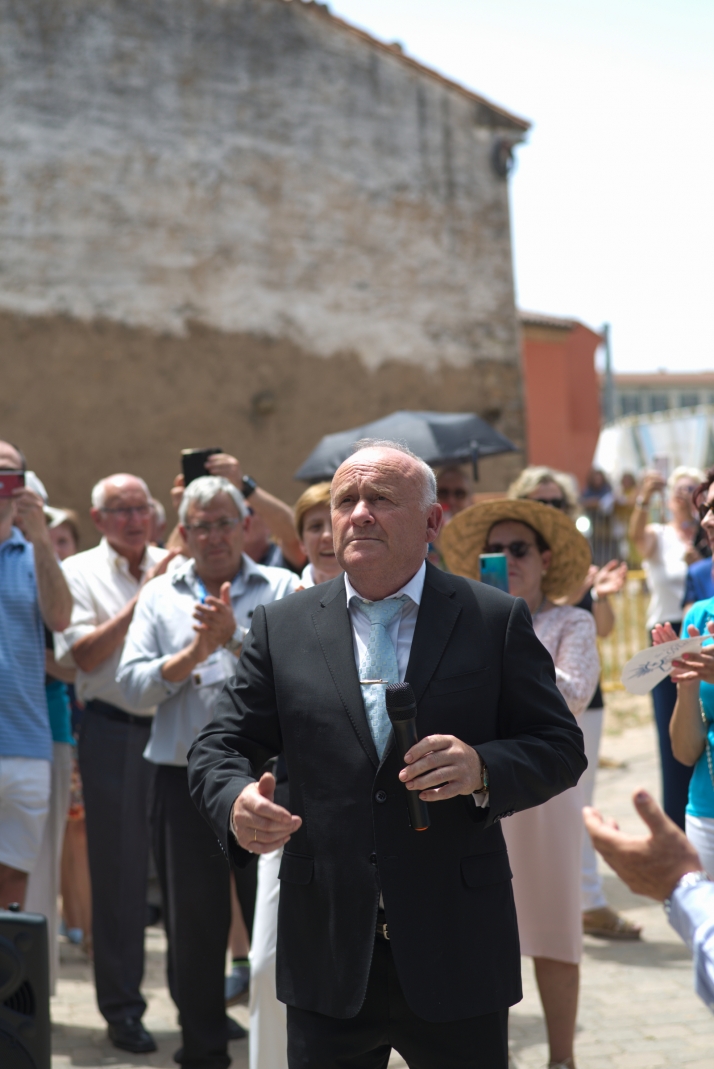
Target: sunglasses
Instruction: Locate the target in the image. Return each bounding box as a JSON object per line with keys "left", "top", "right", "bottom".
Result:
{"left": 698, "top": 501, "right": 714, "bottom": 521}
{"left": 532, "top": 497, "right": 567, "bottom": 510}
{"left": 484, "top": 540, "right": 536, "bottom": 559}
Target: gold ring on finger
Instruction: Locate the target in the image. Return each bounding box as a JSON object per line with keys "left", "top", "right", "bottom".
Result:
{"left": 254, "top": 828, "right": 257, "bottom": 842}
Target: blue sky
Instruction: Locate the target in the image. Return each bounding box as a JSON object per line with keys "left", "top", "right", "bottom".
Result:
{"left": 329, "top": 0, "right": 714, "bottom": 372}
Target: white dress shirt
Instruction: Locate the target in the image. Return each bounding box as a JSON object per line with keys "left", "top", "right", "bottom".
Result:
{"left": 54, "top": 537, "right": 168, "bottom": 714}
{"left": 668, "top": 877, "right": 714, "bottom": 1012}
{"left": 344, "top": 562, "right": 425, "bottom": 682}
{"left": 117, "top": 554, "right": 299, "bottom": 766}
{"left": 344, "top": 561, "right": 488, "bottom": 807}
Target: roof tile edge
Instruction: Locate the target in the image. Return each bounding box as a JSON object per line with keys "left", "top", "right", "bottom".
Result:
{"left": 293, "top": 0, "right": 531, "bottom": 132}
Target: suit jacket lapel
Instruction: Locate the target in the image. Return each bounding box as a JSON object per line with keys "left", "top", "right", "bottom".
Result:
{"left": 405, "top": 563, "right": 461, "bottom": 707}
{"left": 312, "top": 576, "right": 380, "bottom": 768}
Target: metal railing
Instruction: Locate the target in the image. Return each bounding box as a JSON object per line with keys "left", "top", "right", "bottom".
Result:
{"left": 597, "top": 570, "right": 650, "bottom": 692}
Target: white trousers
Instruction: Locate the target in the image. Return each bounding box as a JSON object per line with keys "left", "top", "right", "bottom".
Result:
{"left": 686, "top": 815, "right": 714, "bottom": 879}
{"left": 249, "top": 846, "right": 287, "bottom": 1069}
{"left": 25, "top": 742, "right": 73, "bottom": 994}
{"left": 580, "top": 708, "right": 608, "bottom": 912}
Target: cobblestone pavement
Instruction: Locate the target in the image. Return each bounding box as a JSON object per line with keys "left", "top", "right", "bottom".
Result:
{"left": 51, "top": 718, "right": 713, "bottom": 1069}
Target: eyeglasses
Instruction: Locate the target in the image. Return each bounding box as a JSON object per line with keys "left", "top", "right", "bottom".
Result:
{"left": 698, "top": 501, "right": 714, "bottom": 521}
{"left": 184, "top": 517, "right": 242, "bottom": 537}
{"left": 100, "top": 505, "right": 151, "bottom": 519}
{"left": 532, "top": 497, "right": 567, "bottom": 510}
{"left": 437, "top": 488, "right": 468, "bottom": 500}
{"left": 484, "top": 540, "right": 536, "bottom": 559}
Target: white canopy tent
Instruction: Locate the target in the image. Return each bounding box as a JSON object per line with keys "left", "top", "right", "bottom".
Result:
{"left": 593, "top": 406, "right": 714, "bottom": 483}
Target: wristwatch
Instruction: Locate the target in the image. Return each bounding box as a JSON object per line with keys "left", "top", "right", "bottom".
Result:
{"left": 664, "top": 869, "right": 711, "bottom": 914}
{"left": 241, "top": 475, "right": 257, "bottom": 499}
{"left": 224, "top": 631, "right": 244, "bottom": 656}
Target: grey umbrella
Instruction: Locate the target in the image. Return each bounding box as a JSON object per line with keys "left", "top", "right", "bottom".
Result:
{"left": 294, "top": 411, "right": 518, "bottom": 481}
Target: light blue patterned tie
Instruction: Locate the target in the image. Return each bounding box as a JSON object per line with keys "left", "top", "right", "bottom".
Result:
{"left": 357, "top": 596, "right": 408, "bottom": 759}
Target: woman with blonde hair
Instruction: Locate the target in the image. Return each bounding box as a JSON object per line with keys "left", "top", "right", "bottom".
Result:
{"left": 442, "top": 499, "right": 598, "bottom": 1069}
{"left": 508, "top": 466, "right": 579, "bottom": 516}
{"left": 293, "top": 482, "right": 342, "bottom": 588}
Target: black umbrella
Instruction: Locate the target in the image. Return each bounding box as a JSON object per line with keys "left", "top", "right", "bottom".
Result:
{"left": 294, "top": 411, "right": 518, "bottom": 482}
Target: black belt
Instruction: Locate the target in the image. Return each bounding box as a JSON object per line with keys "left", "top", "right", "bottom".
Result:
{"left": 376, "top": 912, "right": 390, "bottom": 941}
{"left": 85, "top": 698, "right": 151, "bottom": 727}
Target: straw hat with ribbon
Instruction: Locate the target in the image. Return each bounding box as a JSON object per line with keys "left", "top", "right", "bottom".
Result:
{"left": 440, "top": 498, "right": 591, "bottom": 599}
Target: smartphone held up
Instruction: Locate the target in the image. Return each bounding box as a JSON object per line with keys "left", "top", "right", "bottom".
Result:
{"left": 0, "top": 471, "right": 24, "bottom": 498}
{"left": 479, "top": 553, "right": 509, "bottom": 594}
{"left": 181, "top": 448, "right": 223, "bottom": 487}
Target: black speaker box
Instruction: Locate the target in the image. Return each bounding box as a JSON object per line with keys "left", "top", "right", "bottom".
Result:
{"left": 0, "top": 909, "right": 50, "bottom": 1069}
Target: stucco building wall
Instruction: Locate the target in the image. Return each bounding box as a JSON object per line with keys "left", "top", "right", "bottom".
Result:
{"left": 0, "top": 0, "right": 528, "bottom": 535}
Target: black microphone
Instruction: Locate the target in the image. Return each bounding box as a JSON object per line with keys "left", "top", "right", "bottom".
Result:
{"left": 385, "top": 682, "right": 430, "bottom": 832}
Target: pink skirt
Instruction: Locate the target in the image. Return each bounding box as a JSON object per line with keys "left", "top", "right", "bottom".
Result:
{"left": 501, "top": 783, "right": 584, "bottom": 964}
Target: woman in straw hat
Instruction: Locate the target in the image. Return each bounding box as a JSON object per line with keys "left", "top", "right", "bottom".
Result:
{"left": 441, "top": 498, "right": 599, "bottom": 1069}
{"left": 509, "top": 468, "right": 639, "bottom": 942}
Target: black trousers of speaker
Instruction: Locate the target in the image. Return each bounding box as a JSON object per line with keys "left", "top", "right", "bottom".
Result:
{"left": 0, "top": 909, "right": 50, "bottom": 1069}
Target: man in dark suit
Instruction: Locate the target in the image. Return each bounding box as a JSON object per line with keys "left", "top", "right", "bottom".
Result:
{"left": 188, "top": 441, "right": 587, "bottom": 1069}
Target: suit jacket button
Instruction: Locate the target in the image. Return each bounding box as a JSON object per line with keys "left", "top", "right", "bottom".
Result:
{"left": 375, "top": 790, "right": 387, "bottom": 803}
{"left": 369, "top": 853, "right": 377, "bottom": 865}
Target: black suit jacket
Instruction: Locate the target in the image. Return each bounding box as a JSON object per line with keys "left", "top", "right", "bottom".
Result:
{"left": 188, "top": 563, "right": 586, "bottom": 1022}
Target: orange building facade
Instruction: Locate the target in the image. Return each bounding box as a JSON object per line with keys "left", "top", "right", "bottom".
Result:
{"left": 520, "top": 311, "right": 603, "bottom": 488}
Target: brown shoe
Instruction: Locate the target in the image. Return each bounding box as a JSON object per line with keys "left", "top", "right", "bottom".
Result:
{"left": 583, "top": 906, "right": 642, "bottom": 940}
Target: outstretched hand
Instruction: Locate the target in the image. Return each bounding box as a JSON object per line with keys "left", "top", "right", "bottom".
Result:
{"left": 231, "top": 772, "right": 302, "bottom": 854}
{"left": 583, "top": 789, "right": 701, "bottom": 901}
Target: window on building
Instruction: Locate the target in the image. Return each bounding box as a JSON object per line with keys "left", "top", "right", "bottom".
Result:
{"left": 619, "top": 394, "right": 641, "bottom": 416}
{"left": 649, "top": 394, "right": 669, "bottom": 413}
{"left": 679, "top": 393, "right": 700, "bottom": 409}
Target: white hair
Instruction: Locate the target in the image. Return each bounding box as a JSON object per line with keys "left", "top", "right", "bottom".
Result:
{"left": 345, "top": 438, "right": 438, "bottom": 511}
{"left": 91, "top": 474, "right": 151, "bottom": 509}
{"left": 178, "top": 475, "right": 248, "bottom": 524}
{"left": 668, "top": 466, "right": 705, "bottom": 492}
{"left": 150, "top": 497, "right": 166, "bottom": 526}
{"left": 508, "top": 465, "right": 579, "bottom": 518}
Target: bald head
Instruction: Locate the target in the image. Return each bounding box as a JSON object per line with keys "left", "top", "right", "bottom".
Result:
{"left": 90, "top": 473, "right": 153, "bottom": 562}
{"left": 330, "top": 443, "right": 442, "bottom": 600}
{"left": 91, "top": 474, "right": 150, "bottom": 509}
{"left": 333, "top": 442, "right": 437, "bottom": 512}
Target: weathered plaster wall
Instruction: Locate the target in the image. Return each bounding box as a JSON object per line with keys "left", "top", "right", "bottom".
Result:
{"left": 0, "top": 0, "right": 526, "bottom": 528}
{"left": 0, "top": 0, "right": 524, "bottom": 370}
{"left": 0, "top": 312, "right": 524, "bottom": 546}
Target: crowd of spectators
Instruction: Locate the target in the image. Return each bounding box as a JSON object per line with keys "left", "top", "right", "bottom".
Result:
{"left": 2, "top": 437, "right": 714, "bottom": 1069}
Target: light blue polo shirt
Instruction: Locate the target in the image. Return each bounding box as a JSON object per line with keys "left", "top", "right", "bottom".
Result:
{"left": 0, "top": 527, "right": 52, "bottom": 761}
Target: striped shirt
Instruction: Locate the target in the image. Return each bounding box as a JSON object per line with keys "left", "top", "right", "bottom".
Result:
{"left": 0, "top": 527, "right": 52, "bottom": 761}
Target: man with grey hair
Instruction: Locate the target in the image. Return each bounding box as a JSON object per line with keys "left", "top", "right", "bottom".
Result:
{"left": 189, "top": 442, "right": 585, "bottom": 1069}
{"left": 55, "top": 473, "right": 172, "bottom": 1054}
{"left": 118, "top": 475, "right": 299, "bottom": 1069}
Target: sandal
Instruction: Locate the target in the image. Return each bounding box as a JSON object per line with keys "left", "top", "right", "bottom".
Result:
{"left": 583, "top": 905, "right": 642, "bottom": 940}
